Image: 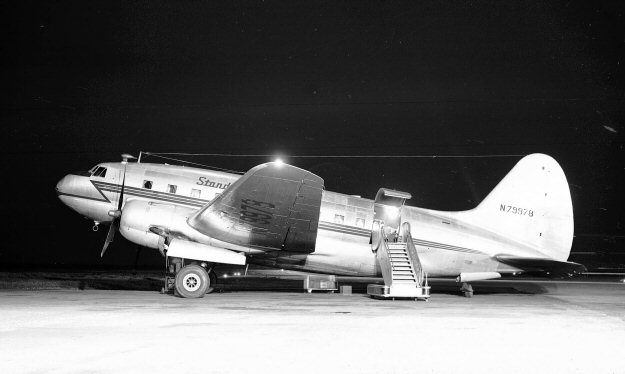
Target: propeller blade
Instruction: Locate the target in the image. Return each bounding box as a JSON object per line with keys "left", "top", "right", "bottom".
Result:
{"left": 101, "top": 163, "right": 127, "bottom": 258}
{"left": 117, "top": 165, "right": 127, "bottom": 211}
{"left": 101, "top": 219, "right": 119, "bottom": 257}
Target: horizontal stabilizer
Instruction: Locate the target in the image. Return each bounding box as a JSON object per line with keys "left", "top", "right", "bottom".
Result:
{"left": 496, "top": 255, "right": 586, "bottom": 276}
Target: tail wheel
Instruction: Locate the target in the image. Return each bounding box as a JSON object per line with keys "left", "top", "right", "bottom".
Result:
{"left": 206, "top": 270, "right": 217, "bottom": 294}
{"left": 175, "top": 264, "right": 209, "bottom": 298}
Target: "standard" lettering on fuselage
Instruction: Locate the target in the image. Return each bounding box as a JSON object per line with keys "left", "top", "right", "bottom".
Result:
{"left": 196, "top": 177, "right": 231, "bottom": 190}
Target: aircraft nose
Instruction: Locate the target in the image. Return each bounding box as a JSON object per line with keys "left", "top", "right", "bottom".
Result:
{"left": 56, "top": 175, "right": 69, "bottom": 196}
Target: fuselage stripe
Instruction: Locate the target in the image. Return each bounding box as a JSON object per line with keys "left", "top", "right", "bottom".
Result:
{"left": 93, "top": 181, "right": 210, "bottom": 207}
{"left": 89, "top": 179, "right": 484, "bottom": 256}
{"left": 318, "top": 223, "right": 370, "bottom": 237}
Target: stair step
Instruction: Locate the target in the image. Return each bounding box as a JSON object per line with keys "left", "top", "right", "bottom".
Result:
{"left": 391, "top": 264, "right": 411, "bottom": 268}
{"left": 393, "top": 272, "right": 414, "bottom": 276}
{"left": 390, "top": 258, "right": 410, "bottom": 265}
{"left": 393, "top": 274, "right": 417, "bottom": 279}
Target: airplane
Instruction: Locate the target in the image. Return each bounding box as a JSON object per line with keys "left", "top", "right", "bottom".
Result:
{"left": 56, "top": 153, "right": 586, "bottom": 298}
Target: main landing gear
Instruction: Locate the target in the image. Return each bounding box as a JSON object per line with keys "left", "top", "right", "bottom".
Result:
{"left": 162, "top": 257, "right": 218, "bottom": 298}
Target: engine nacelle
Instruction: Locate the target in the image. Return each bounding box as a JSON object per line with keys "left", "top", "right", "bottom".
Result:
{"left": 166, "top": 238, "right": 246, "bottom": 265}
{"left": 456, "top": 272, "right": 502, "bottom": 283}
{"left": 120, "top": 200, "right": 200, "bottom": 249}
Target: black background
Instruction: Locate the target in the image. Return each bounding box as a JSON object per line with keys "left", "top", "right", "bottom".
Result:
{"left": 3, "top": 1, "right": 624, "bottom": 268}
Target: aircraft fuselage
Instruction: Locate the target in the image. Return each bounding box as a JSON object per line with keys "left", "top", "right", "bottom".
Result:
{"left": 56, "top": 161, "right": 553, "bottom": 278}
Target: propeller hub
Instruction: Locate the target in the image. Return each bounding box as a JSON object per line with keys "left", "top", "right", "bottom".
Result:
{"left": 121, "top": 154, "right": 137, "bottom": 164}
{"left": 108, "top": 210, "right": 121, "bottom": 218}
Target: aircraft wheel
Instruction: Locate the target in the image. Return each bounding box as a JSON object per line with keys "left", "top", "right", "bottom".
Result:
{"left": 175, "top": 265, "right": 209, "bottom": 298}
{"left": 206, "top": 270, "right": 217, "bottom": 294}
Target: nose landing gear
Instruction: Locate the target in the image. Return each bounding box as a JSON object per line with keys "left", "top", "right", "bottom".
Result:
{"left": 92, "top": 222, "right": 100, "bottom": 232}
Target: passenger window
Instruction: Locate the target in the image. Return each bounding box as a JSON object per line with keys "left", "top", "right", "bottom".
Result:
{"left": 167, "top": 184, "right": 177, "bottom": 194}
{"left": 190, "top": 189, "right": 201, "bottom": 198}
{"left": 355, "top": 218, "right": 365, "bottom": 228}
{"left": 143, "top": 180, "right": 153, "bottom": 189}
{"left": 334, "top": 214, "right": 344, "bottom": 224}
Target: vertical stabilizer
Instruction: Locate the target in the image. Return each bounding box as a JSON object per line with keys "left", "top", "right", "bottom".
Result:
{"left": 469, "top": 154, "right": 574, "bottom": 261}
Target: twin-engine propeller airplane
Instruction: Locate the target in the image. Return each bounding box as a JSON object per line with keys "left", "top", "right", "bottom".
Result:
{"left": 56, "top": 153, "right": 585, "bottom": 298}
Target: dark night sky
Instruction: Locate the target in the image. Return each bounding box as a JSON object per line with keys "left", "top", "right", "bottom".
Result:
{"left": 3, "top": 1, "right": 624, "bottom": 267}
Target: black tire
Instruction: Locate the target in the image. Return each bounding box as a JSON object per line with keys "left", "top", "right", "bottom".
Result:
{"left": 174, "top": 265, "right": 209, "bottom": 298}
{"left": 206, "top": 270, "right": 217, "bottom": 294}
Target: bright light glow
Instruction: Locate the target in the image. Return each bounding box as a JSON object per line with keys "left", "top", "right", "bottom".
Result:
{"left": 274, "top": 158, "right": 284, "bottom": 167}
{"left": 385, "top": 206, "right": 400, "bottom": 219}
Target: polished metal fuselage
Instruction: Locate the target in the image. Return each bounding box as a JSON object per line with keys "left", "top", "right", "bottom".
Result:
{"left": 56, "top": 162, "right": 526, "bottom": 277}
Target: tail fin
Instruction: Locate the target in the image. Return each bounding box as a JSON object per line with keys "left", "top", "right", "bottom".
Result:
{"left": 468, "top": 154, "right": 574, "bottom": 261}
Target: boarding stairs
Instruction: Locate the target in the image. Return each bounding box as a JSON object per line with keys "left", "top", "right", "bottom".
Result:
{"left": 367, "top": 188, "right": 430, "bottom": 300}
{"left": 387, "top": 241, "right": 421, "bottom": 285}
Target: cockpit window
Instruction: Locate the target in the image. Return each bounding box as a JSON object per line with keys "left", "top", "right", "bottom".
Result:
{"left": 143, "top": 180, "right": 153, "bottom": 189}
{"left": 92, "top": 167, "right": 107, "bottom": 178}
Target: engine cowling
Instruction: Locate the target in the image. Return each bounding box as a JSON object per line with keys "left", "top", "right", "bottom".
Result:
{"left": 456, "top": 272, "right": 502, "bottom": 283}
{"left": 119, "top": 200, "right": 199, "bottom": 249}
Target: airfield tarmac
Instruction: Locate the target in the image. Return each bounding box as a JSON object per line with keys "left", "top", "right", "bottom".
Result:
{"left": 1, "top": 277, "right": 624, "bottom": 374}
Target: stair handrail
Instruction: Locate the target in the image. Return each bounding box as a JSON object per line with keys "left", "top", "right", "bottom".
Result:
{"left": 401, "top": 221, "right": 424, "bottom": 287}
{"left": 371, "top": 219, "right": 383, "bottom": 253}
{"left": 374, "top": 222, "right": 395, "bottom": 287}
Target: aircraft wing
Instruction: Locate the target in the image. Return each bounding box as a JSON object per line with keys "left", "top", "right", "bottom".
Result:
{"left": 496, "top": 255, "right": 587, "bottom": 276}
{"left": 188, "top": 162, "right": 324, "bottom": 253}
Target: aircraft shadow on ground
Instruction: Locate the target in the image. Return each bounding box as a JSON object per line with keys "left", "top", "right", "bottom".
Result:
{"left": 428, "top": 281, "right": 549, "bottom": 296}
{"left": 1, "top": 272, "right": 552, "bottom": 296}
